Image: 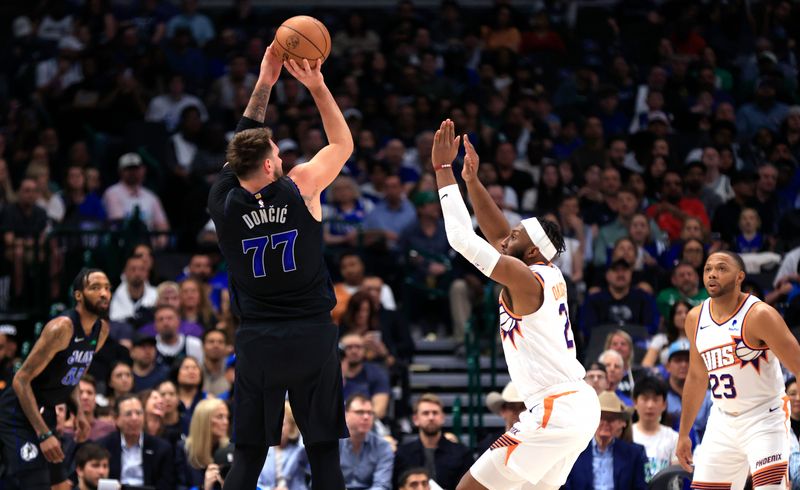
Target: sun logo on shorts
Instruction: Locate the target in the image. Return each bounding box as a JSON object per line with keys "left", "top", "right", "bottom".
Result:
{"left": 732, "top": 336, "right": 767, "bottom": 373}
{"left": 499, "top": 303, "right": 523, "bottom": 350}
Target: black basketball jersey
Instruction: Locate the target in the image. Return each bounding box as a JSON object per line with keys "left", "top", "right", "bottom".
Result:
{"left": 208, "top": 165, "right": 335, "bottom": 322}
{"left": 0, "top": 310, "right": 101, "bottom": 410}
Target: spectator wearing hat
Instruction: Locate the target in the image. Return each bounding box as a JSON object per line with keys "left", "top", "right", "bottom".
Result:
{"left": 131, "top": 333, "right": 168, "bottom": 392}
{"left": 646, "top": 170, "right": 710, "bottom": 242}
{"left": 35, "top": 35, "right": 84, "bottom": 94}
{"left": 645, "top": 111, "right": 672, "bottom": 139}
{"left": 102, "top": 152, "right": 170, "bottom": 236}
{"left": 663, "top": 339, "right": 711, "bottom": 440}
{"left": 563, "top": 391, "right": 647, "bottom": 490}
{"left": 476, "top": 382, "right": 526, "bottom": 454}
{"left": 631, "top": 376, "right": 678, "bottom": 483}
{"left": 581, "top": 258, "right": 659, "bottom": 340}
{"left": 736, "top": 77, "right": 789, "bottom": 140}
{"left": 656, "top": 262, "right": 709, "bottom": 319}
{"left": 712, "top": 170, "right": 758, "bottom": 246}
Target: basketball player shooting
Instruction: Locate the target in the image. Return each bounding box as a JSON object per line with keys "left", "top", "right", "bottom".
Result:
{"left": 676, "top": 251, "right": 800, "bottom": 490}
{"left": 208, "top": 44, "right": 353, "bottom": 490}
{"left": 0, "top": 268, "right": 111, "bottom": 490}
{"left": 430, "top": 119, "right": 600, "bottom": 490}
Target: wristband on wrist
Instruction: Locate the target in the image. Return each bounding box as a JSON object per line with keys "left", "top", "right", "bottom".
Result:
{"left": 433, "top": 162, "right": 453, "bottom": 170}
{"left": 38, "top": 430, "right": 54, "bottom": 442}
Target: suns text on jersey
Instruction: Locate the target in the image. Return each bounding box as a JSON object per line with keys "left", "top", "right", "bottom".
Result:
{"left": 242, "top": 205, "right": 288, "bottom": 229}
{"left": 700, "top": 343, "right": 736, "bottom": 371}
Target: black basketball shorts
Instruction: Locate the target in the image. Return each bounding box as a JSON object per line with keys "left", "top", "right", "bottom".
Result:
{"left": 0, "top": 401, "right": 68, "bottom": 487}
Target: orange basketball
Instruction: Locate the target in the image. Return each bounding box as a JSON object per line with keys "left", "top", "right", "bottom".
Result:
{"left": 273, "top": 16, "right": 331, "bottom": 68}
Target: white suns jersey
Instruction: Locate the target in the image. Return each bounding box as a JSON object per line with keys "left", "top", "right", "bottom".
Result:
{"left": 694, "top": 294, "right": 785, "bottom": 414}
{"left": 498, "top": 262, "right": 585, "bottom": 402}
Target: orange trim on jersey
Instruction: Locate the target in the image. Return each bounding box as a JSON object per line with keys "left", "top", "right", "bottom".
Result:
{"left": 740, "top": 302, "right": 768, "bottom": 351}
{"left": 709, "top": 294, "right": 750, "bottom": 326}
{"left": 532, "top": 271, "right": 545, "bottom": 289}
{"left": 783, "top": 395, "right": 791, "bottom": 434}
{"left": 698, "top": 340, "right": 737, "bottom": 356}
{"left": 499, "top": 294, "right": 522, "bottom": 320}
{"left": 690, "top": 483, "right": 731, "bottom": 490}
{"left": 488, "top": 433, "right": 521, "bottom": 466}
{"left": 538, "top": 390, "right": 577, "bottom": 429}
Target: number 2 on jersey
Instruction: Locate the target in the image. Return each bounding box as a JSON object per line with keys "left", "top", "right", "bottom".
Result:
{"left": 242, "top": 229, "right": 298, "bottom": 278}
{"left": 709, "top": 373, "right": 737, "bottom": 399}
{"left": 559, "top": 303, "right": 575, "bottom": 349}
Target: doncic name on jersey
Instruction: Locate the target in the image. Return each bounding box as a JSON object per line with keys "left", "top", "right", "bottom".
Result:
{"left": 241, "top": 203, "right": 288, "bottom": 229}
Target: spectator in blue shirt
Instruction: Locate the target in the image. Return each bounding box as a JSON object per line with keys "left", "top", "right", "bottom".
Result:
{"left": 736, "top": 77, "right": 789, "bottom": 140}
{"left": 340, "top": 333, "right": 391, "bottom": 421}
{"left": 663, "top": 339, "right": 712, "bottom": 442}
{"left": 165, "top": 0, "right": 215, "bottom": 47}
{"left": 339, "top": 394, "right": 394, "bottom": 490}
{"left": 257, "top": 401, "right": 309, "bottom": 490}
{"left": 363, "top": 174, "right": 418, "bottom": 252}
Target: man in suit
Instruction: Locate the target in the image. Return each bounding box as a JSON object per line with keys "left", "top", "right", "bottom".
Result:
{"left": 563, "top": 391, "right": 647, "bottom": 490}
{"left": 98, "top": 393, "right": 175, "bottom": 490}
{"left": 393, "top": 393, "right": 473, "bottom": 489}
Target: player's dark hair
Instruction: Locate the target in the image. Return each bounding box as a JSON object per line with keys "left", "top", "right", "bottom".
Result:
{"left": 398, "top": 467, "right": 431, "bottom": 487}
{"left": 345, "top": 393, "right": 371, "bottom": 411}
{"left": 226, "top": 127, "right": 274, "bottom": 179}
{"left": 539, "top": 217, "right": 566, "bottom": 258}
{"left": 633, "top": 376, "right": 668, "bottom": 401}
{"left": 75, "top": 443, "right": 110, "bottom": 469}
{"left": 72, "top": 268, "right": 105, "bottom": 293}
{"left": 712, "top": 250, "right": 746, "bottom": 272}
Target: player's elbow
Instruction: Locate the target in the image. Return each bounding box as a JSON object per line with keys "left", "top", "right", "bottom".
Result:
{"left": 11, "top": 374, "right": 29, "bottom": 396}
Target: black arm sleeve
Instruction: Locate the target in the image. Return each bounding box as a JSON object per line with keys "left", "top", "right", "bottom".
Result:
{"left": 235, "top": 116, "right": 265, "bottom": 134}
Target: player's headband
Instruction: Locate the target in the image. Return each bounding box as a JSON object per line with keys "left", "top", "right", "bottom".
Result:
{"left": 521, "top": 217, "right": 557, "bottom": 262}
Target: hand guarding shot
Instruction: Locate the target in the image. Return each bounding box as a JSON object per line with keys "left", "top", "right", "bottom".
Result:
{"left": 430, "top": 120, "right": 599, "bottom": 490}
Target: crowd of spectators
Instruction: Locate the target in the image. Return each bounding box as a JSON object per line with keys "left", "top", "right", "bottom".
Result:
{"left": 3, "top": 0, "right": 800, "bottom": 488}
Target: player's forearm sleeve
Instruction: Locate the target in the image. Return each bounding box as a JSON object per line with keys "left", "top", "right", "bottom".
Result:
{"left": 235, "top": 116, "right": 264, "bottom": 134}
{"left": 438, "top": 184, "right": 501, "bottom": 277}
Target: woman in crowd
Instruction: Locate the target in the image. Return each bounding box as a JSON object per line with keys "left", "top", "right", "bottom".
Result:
{"left": 604, "top": 330, "right": 648, "bottom": 401}
{"left": 340, "top": 291, "right": 391, "bottom": 366}
{"left": 106, "top": 361, "right": 134, "bottom": 407}
{"left": 180, "top": 277, "right": 217, "bottom": 331}
{"left": 184, "top": 398, "right": 232, "bottom": 489}
{"left": 257, "top": 401, "right": 309, "bottom": 490}
{"left": 158, "top": 379, "right": 185, "bottom": 441}
{"left": 642, "top": 299, "right": 691, "bottom": 368}
{"left": 138, "top": 389, "right": 165, "bottom": 438}
{"left": 172, "top": 356, "right": 208, "bottom": 435}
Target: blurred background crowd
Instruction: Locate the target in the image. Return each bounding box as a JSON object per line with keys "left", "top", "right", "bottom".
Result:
{"left": 3, "top": 0, "right": 800, "bottom": 488}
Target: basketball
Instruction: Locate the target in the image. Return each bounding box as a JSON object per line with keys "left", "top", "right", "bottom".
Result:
{"left": 273, "top": 16, "right": 331, "bottom": 68}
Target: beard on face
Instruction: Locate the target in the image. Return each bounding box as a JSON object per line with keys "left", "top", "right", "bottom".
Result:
{"left": 83, "top": 296, "right": 109, "bottom": 319}
{"left": 708, "top": 279, "right": 735, "bottom": 298}
{"left": 420, "top": 424, "right": 442, "bottom": 437}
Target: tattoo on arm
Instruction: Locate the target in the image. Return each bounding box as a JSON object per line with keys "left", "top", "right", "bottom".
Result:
{"left": 243, "top": 83, "right": 272, "bottom": 123}
{"left": 13, "top": 319, "right": 70, "bottom": 435}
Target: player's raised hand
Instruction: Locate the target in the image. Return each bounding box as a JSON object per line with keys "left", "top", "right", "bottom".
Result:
{"left": 260, "top": 43, "right": 283, "bottom": 86}
{"left": 284, "top": 58, "right": 324, "bottom": 91}
{"left": 462, "top": 134, "right": 479, "bottom": 183}
{"left": 432, "top": 119, "right": 460, "bottom": 170}
{"left": 675, "top": 434, "right": 694, "bottom": 473}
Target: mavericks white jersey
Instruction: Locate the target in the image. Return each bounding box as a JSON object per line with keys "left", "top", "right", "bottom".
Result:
{"left": 694, "top": 294, "right": 785, "bottom": 414}
{"left": 498, "top": 262, "right": 585, "bottom": 402}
